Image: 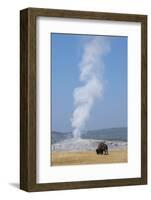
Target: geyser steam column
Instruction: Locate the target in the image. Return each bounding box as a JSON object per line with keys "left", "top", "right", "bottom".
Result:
{"left": 71, "top": 36, "right": 110, "bottom": 139}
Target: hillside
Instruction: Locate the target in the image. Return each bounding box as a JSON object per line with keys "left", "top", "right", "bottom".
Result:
{"left": 51, "top": 127, "right": 127, "bottom": 144}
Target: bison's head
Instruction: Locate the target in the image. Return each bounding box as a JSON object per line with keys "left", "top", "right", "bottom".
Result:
{"left": 96, "top": 149, "right": 99, "bottom": 154}
{"left": 96, "top": 148, "right": 103, "bottom": 154}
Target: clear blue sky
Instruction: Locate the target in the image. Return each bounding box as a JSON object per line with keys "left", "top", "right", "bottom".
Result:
{"left": 51, "top": 33, "right": 127, "bottom": 132}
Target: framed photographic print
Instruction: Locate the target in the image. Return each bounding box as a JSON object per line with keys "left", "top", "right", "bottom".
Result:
{"left": 20, "top": 8, "right": 147, "bottom": 191}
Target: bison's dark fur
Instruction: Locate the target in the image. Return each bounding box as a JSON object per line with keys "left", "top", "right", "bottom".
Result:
{"left": 96, "top": 142, "right": 108, "bottom": 155}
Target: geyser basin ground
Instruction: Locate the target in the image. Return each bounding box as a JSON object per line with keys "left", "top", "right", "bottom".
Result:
{"left": 51, "top": 138, "right": 127, "bottom": 166}
{"left": 52, "top": 138, "right": 127, "bottom": 152}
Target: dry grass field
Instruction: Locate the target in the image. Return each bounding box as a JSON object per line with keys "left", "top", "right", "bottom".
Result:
{"left": 51, "top": 150, "right": 127, "bottom": 166}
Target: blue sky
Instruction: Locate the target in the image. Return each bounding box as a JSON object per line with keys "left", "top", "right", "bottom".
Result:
{"left": 51, "top": 33, "right": 127, "bottom": 132}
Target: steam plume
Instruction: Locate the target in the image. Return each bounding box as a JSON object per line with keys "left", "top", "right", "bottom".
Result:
{"left": 71, "top": 37, "right": 110, "bottom": 138}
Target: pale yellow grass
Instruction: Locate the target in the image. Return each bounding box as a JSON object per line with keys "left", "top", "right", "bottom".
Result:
{"left": 51, "top": 150, "right": 127, "bottom": 166}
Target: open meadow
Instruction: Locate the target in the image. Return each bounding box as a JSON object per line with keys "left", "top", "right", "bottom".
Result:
{"left": 51, "top": 149, "right": 127, "bottom": 166}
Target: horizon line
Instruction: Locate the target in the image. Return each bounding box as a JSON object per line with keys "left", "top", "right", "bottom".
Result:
{"left": 52, "top": 126, "right": 128, "bottom": 134}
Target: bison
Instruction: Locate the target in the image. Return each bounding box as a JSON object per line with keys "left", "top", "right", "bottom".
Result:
{"left": 96, "top": 142, "right": 108, "bottom": 155}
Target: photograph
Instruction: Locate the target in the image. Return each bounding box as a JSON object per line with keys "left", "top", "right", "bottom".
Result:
{"left": 51, "top": 33, "right": 128, "bottom": 166}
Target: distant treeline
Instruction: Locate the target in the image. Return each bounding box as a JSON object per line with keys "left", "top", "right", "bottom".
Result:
{"left": 51, "top": 127, "right": 127, "bottom": 144}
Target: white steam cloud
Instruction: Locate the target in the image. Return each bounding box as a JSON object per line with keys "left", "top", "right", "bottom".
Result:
{"left": 71, "top": 37, "right": 110, "bottom": 139}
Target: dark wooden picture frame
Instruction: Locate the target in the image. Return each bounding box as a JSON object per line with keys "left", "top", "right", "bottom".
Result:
{"left": 20, "top": 7, "right": 147, "bottom": 192}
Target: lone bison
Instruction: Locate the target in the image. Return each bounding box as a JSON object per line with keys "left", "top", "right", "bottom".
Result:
{"left": 96, "top": 142, "right": 108, "bottom": 155}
